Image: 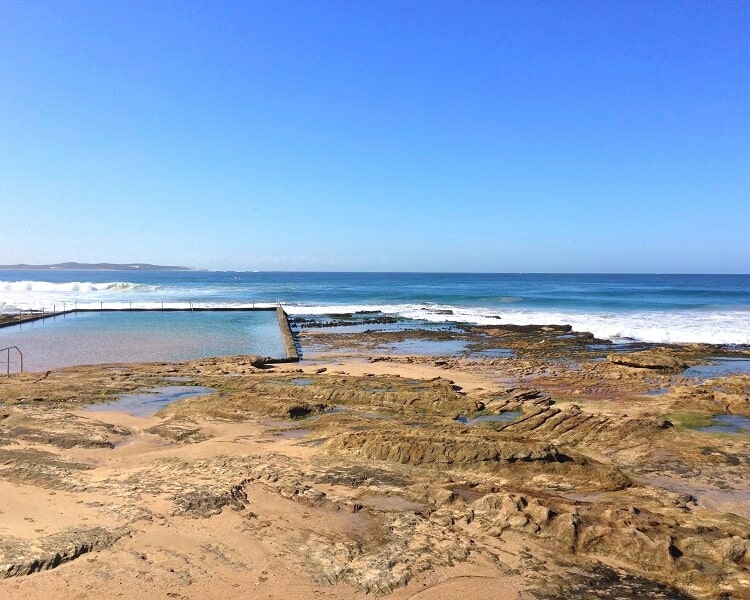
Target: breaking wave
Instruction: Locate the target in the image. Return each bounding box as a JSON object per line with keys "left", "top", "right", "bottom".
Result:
{"left": 283, "top": 303, "right": 750, "bottom": 345}
{"left": 0, "top": 280, "right": 148, "bottom": 293}
{"left": 0, "top": 280, "right": 159, "bottom": 312}
{"left": 2, "top": 276, "right": 749, "bottom": 345}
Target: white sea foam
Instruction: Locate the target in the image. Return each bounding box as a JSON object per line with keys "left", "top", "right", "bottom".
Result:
{"left": 2, "top": 280, "right": 749, "bottom": 345}
{"left": 0, "top": 280, "right": 147, "bottom": 293}
{"left": 283, "top": 303, "right": 750, "bottom": 345}
{"left": 0, "top": 280, "right": 158, "bottom": 313}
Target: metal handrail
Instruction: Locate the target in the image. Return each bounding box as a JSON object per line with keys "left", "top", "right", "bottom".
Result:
{"left": 1, "top": 346, "right": 22, "bottom": 376}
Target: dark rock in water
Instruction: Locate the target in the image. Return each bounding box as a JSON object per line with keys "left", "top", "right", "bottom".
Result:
{"left": 480, "top": 323, "right": 573, "bottom": 334}
{"left": 291, "top": 316, "right": 400, "bottom": 328}
{"left": 244, "top": 355, "right": 269, "bottom": 368}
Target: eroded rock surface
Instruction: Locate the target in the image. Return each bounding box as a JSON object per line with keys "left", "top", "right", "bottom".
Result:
{"left": 1, "top": 526, "right": 127, "bottom": 579}
{"left": 608, "top": 348, "right": 691, "bottom": 370}
{"left": 0, "top": 344, "right": 748, "bottom": 599}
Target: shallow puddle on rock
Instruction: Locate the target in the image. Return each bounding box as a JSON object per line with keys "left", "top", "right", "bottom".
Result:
{"left": 265, "top": 419, "right": 306, "bottom": 428}
{"left": 384, "top": 338, "right": 469, "bottom": 356}
{"left": 456, "top": 411, "right": 522, "bottom": 426}
{"left": 330, "top": 405, "right": 393, "bottom": 420}
{"left": 695, "top": 414, "right": 750, "bottom": 434}
{"left": 114, "top": 433, "right": 174, "bottom": 449}
{"left": 643, "top": 388, "right": 669, "bottom": 396}
{"left": 84, "top": 386, "right": 214, "bottom": 417}
{"left": 642, "top": 475, "right": 750, "bottom": 519}
{"left": 277, "top": 428, "right": 313, "bottom": 439}
{"left": 470, "top": 347, "right": 516, "bottom": 359}
{"left": 363, "top": 386, "right": 399, "bottom": 393}
{"left": 269, "top": 377, "right": 314, "bottom": 387}
{"left": 684, "top": 358, "right": 750, "bottom": 378}
{"left": 589, "top": 342, "right": 625, "bottom": 352}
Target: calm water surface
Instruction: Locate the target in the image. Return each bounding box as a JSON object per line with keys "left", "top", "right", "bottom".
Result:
{"left": 0, "top": 310, "right": 284, "bottom": 371}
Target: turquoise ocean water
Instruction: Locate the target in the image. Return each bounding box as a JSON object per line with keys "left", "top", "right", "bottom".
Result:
{"left": 2, "top": 271, "right": 750, "bottom": 346}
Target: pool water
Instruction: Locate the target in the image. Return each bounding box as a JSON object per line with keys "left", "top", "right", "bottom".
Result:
{"left": 0, "top": 310, "right": 285, "bottom": 371}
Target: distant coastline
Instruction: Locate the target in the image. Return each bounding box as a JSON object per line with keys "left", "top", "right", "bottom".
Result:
{"left": 0, "top": 262, "right": 195, "bottom": 271}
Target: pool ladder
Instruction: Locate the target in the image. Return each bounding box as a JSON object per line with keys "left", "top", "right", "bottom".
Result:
{"left": 1, "top": 346, "right": 23, "bottom": 376}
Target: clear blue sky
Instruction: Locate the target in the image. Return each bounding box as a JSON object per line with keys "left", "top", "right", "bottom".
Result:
{"left": 1, "top": 1, "right": 748, "bottom": 272}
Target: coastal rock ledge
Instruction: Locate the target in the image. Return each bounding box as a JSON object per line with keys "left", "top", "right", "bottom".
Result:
{"left": 1, "top": 526, "right": 128, "bottom": 579}
{"left": 607, "top": 349, "right": 689, "bottom": 370}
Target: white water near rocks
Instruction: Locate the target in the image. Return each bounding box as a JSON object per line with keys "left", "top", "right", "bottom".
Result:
{"left": 2, "top": 271, "right": 750, "bottom": 345}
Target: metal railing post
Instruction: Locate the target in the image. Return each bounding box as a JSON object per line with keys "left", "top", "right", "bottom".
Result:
{"left": 1, "top": 346, "right": 22, "bottom": 376}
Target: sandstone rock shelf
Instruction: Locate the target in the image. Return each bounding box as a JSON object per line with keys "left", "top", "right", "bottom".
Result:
{"left": 0, "top": 325, "right": 747, "bottom": 599}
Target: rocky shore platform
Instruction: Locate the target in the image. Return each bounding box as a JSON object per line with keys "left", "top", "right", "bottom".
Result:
{"left": 0, "top": 322, "right": 748, "bottom": 599}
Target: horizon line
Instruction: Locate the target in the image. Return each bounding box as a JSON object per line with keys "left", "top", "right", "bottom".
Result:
{"left": 2, "top": 266, "right": 749, "bottom": 277}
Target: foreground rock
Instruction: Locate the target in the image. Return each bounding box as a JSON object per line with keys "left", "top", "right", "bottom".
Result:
{"left": 326, "top": 428, "right": 560, "bottom": 466}
{"left": 0, "top": 349, "right": 748, "bottom": 599}
{"left": 1, "top": 527, "right": 128, "bottom": 579}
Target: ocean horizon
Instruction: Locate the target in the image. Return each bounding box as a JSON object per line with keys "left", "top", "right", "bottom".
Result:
{"left": 2, "top": 270, "right": 750, "bottom": 345}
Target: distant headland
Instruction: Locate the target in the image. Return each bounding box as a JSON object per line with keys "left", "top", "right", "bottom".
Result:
{"left": 0, "top": 262, "right": 195, "bottom": 271}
